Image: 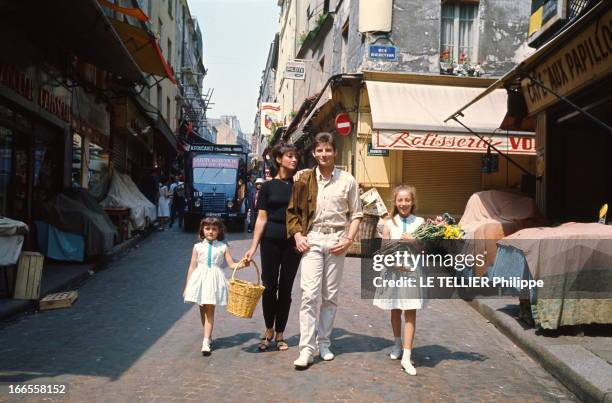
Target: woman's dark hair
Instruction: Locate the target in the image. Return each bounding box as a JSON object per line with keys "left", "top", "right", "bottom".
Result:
{"left": 271, "top": 142, "right": 298, "bottom": 172}
{"left": 198, "top": 217, "right": 226, "bottom": 241}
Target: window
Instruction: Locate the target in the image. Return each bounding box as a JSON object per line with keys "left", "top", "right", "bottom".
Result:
{"left": 71, "top": 133, "right": 82, "bottom": 187}
{"left": 341, "top": 18, "right": 350, "bottom": 73}
{"left": 166, "top": 96, "right": 171, "bottom": 122}
{"left": 167, "top": 38, "right": 172, "bottom": 68}
{"left": 87, "top": 142, "right": 109, "bottom": 191}
{"left": 440, "top": 2, "right": 478, "bottom": 65}
{"left": 0, "top": 126, "right": 13, "bottom": 215}
{"left": 157, "top": 85, "right": 163, "bottom": 113}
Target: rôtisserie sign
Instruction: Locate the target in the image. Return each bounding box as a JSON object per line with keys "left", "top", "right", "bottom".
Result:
{"left": 374, "top": 130, "right": 536, "bottom": 155}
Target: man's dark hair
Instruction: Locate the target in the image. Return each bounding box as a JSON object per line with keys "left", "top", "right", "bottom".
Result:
{"left": 271, "top": 142, "right": 298, "bottom": 171}
{"left": 313, "top": 132, "right": 336, "bottom": 151}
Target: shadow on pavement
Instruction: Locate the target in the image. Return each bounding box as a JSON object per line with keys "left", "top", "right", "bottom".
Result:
{"left": 0, "top": 229, "right": 197, "bottom": 383}
{"left": 412, "top": 345, "right": 488, "bottom": 367}
{"left": 214, "top": 331, "right": 260, "bottom": 351}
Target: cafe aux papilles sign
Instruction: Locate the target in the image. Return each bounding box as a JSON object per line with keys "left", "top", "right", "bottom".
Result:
{"left": 521, "top": 5, "right": 612, "bottom": 114}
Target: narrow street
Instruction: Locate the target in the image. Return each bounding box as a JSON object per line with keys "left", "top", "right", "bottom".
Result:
{"left": 0, "top": 229, "right": 575, "bottom": 402}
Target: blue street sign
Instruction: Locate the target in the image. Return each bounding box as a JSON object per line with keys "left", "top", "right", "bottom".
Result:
{"left": 368, "top": 45, "right": 397, "bottom": 61}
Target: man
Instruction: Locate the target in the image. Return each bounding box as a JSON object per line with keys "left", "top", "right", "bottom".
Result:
{"left": 247, "top": 178, "right": 264, "bottom": 233}
{"left": 287, "top": 132, "right": 363, "bottom": 369}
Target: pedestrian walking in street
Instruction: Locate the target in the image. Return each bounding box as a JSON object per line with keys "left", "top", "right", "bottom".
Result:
{"left": 246, "top": 178, "right": 263, "bottom": 233}
{"left": 245, "top": 143, "right": 301, "bottom": 352}
{"left": 157, "top": 178, "right": 171, "bottom": 230}
{"left": 287, "top": 132, "right": 363, "bottom": 369}
{"left": 373, "top": 185, "right": 424, "bottom": 376}
{"left": 170, "top": 181, "right": 186, "bottom": 228}
{"left": 183, "top": 217, "right": 240, "bottom": 356}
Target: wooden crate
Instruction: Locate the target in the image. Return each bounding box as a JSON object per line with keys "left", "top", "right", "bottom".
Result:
{"left": 39, "top": 291, "right": 79, "bottom": 311}
{"left": 13, "top": 252, "right": 44, "bottom": 300}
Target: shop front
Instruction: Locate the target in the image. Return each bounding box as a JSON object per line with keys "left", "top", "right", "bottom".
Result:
{"left": 288, "top": 72, "right": 537, "bottom": 217}
{"left": 0, "top": 64, "right": 71, "bottom": 231}
{"left": 449, "top": 1, "right": 612, "bottom": 222}
{"left": 71, "top": 87, "right": 111, "bottom": 192}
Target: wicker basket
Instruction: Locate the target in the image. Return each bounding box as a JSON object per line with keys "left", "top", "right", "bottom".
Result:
{"left": 227, "top": 258, "right": 265, "bottom": 319}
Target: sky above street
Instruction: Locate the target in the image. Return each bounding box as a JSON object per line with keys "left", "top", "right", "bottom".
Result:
{"left": 189, "top": 0, "right": 279, "bottom": 134}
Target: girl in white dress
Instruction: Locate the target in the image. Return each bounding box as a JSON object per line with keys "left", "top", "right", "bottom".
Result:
{"left": 183, "top": 217, "right": 238, "bottom": 355}
{"left": 373, "top": 185, "right": 424, "bottom": 375}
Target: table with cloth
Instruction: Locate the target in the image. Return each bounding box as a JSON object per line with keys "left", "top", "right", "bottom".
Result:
{"left": 488, "top": 223, "right": 612, "bottom": 329}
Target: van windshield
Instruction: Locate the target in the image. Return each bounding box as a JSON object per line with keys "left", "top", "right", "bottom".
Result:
{"left": 193, "top": 167, "right": 236, "bottom": 184}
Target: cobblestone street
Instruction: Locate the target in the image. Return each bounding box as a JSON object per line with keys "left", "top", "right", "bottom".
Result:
{"left": 0, "top": 228, "right": 576, "bottom": 402}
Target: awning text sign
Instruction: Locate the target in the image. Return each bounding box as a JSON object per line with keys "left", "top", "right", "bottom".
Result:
{"left": 193, "top": 157, "right": 239, "bottom": 169}
{"left": 374, "top": 130, "right": 536, "bottom": 155}
{"left": 521, "top": 6, "right": 612, "bottom": 114}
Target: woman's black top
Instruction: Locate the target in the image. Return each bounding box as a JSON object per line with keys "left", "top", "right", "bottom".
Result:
{"left": 256, "top": 178, "right": 293, "bottom": 239}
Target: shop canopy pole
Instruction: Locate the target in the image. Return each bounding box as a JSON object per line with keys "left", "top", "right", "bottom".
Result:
{"left": 448, "top": 115, "right": 534, "bottom": 177}
{"left": 525, "top": 74, "right": 612, "bottom": 134}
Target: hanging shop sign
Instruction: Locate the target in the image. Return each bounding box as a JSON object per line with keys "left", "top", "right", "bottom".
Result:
{"left": 374, "top": 130, "right": 536, "bottom": 155}
{"left": 335, "top": 113, "right": 352, "bottom": 136}
{"left": 521, "top": 6, "right": 612, "bottom": 115}
{"left": 368, "top": 45, "right": 397, "bottom": 61}
{"left": 260, "top": 102, "right": 281, "bottom": 136}
{"left": 285, "top": 60, "right": 306, "bottom": 80}
{"left": 0, "top": 64, "right": 71, "bottom": 123}
{"left": 367, "top": 143, "right": 389, "bottom": 156}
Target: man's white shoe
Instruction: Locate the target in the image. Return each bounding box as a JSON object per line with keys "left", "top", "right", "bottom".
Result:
{"left": 201, "top": 339, "right": 211, "bottom": 356}
{"left": 293, "top": 351, "right": 313, "bottom": 369}
{"left": 319, "top": 345, "right": 335, "bottom": 361}
{"left": 401, "top": 358, "right": 417, "bottom": 375}
{"left": 389, "top": 345, "right": 403, "bottom": 360}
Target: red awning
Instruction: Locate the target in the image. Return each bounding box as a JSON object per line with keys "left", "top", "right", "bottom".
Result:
{"left": 98, "top": 0, "right": 149, "bottom": 21}
{"left": 111, "top": 19, "right": 176, "bottom": 84}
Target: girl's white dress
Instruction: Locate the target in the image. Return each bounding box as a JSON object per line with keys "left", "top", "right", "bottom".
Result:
{"left": 184, "top": 240, "right": 229, "bottom": 306}
{"left": 373, "top": 214, "right": 425, "bottom": 311}
{"left": 158, "top": 185, "right": 170, "bottom": 217}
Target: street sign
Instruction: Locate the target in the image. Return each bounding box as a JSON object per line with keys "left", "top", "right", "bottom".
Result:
{"left": 367, "top": 143, "right": 389, "bottom": 156}
{"left": 285, "top": 60, "right": 306, "bottom": 80}
{"left": 368, "top": 44, "right": 397, "bottom": 61}
{"left": 335, "top": 113, "right": 352, "bottom": 136}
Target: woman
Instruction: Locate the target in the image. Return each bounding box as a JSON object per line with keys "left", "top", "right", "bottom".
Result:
{"left": 244, "top": 143, "right": 301, "bottom": 351}
{"left": 157, "top": 178, "right": 171, "bottom": 230}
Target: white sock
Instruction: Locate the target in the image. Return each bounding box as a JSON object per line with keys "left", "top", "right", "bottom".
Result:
{"left": 402, "top": 348, "right": 412, "bottom": 362}
{"left": 394, "top": 337, "right": 402, "bottom": 348}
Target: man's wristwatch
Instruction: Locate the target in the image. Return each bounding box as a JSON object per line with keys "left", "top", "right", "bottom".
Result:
{"left": 342, "top": 236, "right": 353, "bottom": 242}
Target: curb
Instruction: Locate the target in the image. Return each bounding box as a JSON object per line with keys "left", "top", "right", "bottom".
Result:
{"left": 0, "top": 227, "right": 155, "bottom": 323}
{"left": 468, "top": 299, "right": 612, "bottom": 403}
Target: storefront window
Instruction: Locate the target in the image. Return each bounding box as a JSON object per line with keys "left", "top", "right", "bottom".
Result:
{"left": 0, "top": 126, "right": 12, "bottom": 216}
{"left": 72, "top": 134, "right": 82, "bottom": 187}
{"left": 32, "top": 132, "right": 59, "bottom": 210}
{"left": 87, "top": 142, "right": 109, "bottom": 190}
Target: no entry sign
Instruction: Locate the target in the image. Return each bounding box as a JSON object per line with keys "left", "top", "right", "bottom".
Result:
{"left": 335, "top": 113, "right": 352, "bottom": 136}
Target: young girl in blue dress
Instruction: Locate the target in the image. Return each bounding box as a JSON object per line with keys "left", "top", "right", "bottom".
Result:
{"left": 183, "top": 217, "right": 238, "bottom": 355}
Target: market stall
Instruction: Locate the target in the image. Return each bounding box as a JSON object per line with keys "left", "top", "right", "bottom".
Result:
{"left": 489, "top": 223, "right": 612, "bottom": 329}
{"left": 40, "top": 192, "right": 117, "bottom": 257}
{"left": 100, "top": 172, "right": 156, "bottom": 232}
{"left": 459, "top": 190, "right": 545, "bottom": 275}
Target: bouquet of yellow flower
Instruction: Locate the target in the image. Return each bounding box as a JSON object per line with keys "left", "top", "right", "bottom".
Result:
{"left": 412, "top": 213, "right": 464, "bottom": 241}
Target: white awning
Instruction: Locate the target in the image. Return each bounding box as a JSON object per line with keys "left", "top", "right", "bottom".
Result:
{"left": 366, "top": 80, "right": 535, "bottom": 155}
